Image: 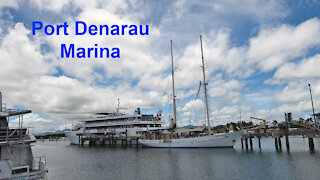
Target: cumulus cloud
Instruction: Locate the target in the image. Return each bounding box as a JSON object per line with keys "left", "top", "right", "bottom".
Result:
{"left": 2, "top": 0, "right": 320, "bottom": 132}
{"left": 248, "top": 18, "right": 320, "bottom": 72}
{"left": 272, "top": 54, "right": 320, "bottom": 81}
{"left": 0, "top": 0, "right": 18, "bottom": 10}
{"left": 9, "top": 113, "right": 62, "bottom": 132}
{"left": 0, "top": 23, "right": 53, "bottom": 92}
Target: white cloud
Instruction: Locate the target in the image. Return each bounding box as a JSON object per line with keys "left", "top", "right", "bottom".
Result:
{"left": 248, "top": 18, "right": 320, "bottom": 72}
{"left": 0, "top": 23, "right": 53, "bottom": 92}
{"left": 179, "top": 99, "right": 204, "bottom": 114}
{"left": 0, "top": 0, "right": 18, "bottom": 10}
{"left": 9, "top": 113, "right": 62, "bottom": 133}
{"left": 272, "top": 54, "right": 320, "bottom": 81}
{"left": 2, "top": 1, "right": 320, "bottom": 132}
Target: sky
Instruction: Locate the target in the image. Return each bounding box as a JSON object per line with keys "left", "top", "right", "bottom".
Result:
{"left": 1, "top": 0, "right": 320, "bottom": 132}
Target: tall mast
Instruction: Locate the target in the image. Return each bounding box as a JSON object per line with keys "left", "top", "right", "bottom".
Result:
{"left": 0, "top": 91, "right": 2, "bottom": 112}
{"left": 171, "top": 40, "right": 177, "bottom": 129}
{"left": 200, "top": 35, "right": 211, "bottom": 134}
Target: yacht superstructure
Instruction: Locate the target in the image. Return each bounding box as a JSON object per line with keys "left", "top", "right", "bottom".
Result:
{"left": 65, "top": 108, "right": 166, "bottom": 145}
{"left": 0, "top": 92, "right": 48, "bottom": 179}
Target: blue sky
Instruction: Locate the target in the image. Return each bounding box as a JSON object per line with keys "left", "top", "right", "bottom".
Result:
{"left": 1, "top": 0, "right": 320, "bottom": 132}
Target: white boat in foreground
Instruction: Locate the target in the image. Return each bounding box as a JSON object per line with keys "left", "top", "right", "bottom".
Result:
{"left": 139, "top": 36, "right": 242, "bottom": 148}
{"left": 0, "top": 92, "right": 48, "bottom": 179}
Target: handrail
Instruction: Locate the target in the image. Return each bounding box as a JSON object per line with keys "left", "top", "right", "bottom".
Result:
{"left": 8, "top": 129, "right": 18, "bottom": 138}
{"left": 34, "top": 156, "right": 47, "bottom": 170}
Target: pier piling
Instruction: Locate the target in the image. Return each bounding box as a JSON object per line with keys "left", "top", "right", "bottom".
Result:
{"left": 278, "top": 137, "right": 282, "bottom": 150}
{"left": 285, "top": 135, "right": 290, "bottom": 151}
{"left": 249, "top": 137, "right": 253, "bottom": 150}
{"left": 241, "top": 138, "right": 244, "bottom": 149}
{"left": 274, "top": 138, "right": 279, "bottom": 151}
{"left": 258, "top": 136, "right": 261, "bottom": 149}
{"left": 308, "top": 138, "right": 315, "bottom": 152}
{"left": 245, "top": 138, "right": 248, "bottom": 150}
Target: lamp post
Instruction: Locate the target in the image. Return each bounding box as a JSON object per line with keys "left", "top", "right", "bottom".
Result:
{"left": 308, "top": 84, "right": 317, "bottom": 129}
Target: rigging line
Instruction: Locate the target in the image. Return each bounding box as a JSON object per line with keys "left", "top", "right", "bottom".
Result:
{"left": 195, "top": 81, "right": 202, "bottom": 100}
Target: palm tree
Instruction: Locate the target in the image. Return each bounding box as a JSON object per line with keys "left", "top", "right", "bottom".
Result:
{"left": 272, "top": 120, "right": 278, "bottom": 126}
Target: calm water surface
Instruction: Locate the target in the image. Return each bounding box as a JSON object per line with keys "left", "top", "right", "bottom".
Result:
{"left": 33, "top": 137, "right": 320, "bottom": 180}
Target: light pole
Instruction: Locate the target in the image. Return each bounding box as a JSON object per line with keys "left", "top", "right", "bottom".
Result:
{"left": 308, "top": 84, "right": 318, "bottom": 129}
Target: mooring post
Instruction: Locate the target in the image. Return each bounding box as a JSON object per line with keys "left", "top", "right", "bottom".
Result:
{"left": 278, "top": 137, "right": 282, "bottom": 150}
{"left": 81, "top": 137, "right": 84, "bottom": 147}
{"left": 285, "top": 135, "right": 290, "bottom": 151}
{"left": 241, "top": 138, "right": 244, "bottom": 149}
{"left": 309, "top": 137, "right": 315, "bottom": 152}
{"left": 249, "top": 137, "right": 253, "bottom": 150}
{"left": 275, "top": 138, "right": 279, "bottom": 151}
{"left": 245, "top": 138, "right": 248, "bottom": 150}
{"left": 258, "top": 136, "right": 261, "bottom": 149}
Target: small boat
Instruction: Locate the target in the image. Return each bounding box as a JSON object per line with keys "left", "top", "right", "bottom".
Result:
{"left": 139, "top": 36, "right": 242, "bottom": 148}
{"left": 0, "top": 92, "right": 48, "bottom": 179}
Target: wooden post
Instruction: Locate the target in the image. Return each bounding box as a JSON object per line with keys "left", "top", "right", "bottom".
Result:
{"left": 111, "top": 134, "right": 114, "bottom": 147}
{"left": 274, "top": 138, "right": 279, "bottom": 151}
{"left": 245, "top": 138, "right": 248, "bottom": 150}
{"left": 249, "top": 137, "right": 253, "bottom": 150}
{"left": 81, "top": 136, "right": 84, "bottom": 147}
{"left": 285, "top": 135, "right": 290, "bottom": 151}
{"left": 241, "top": 138, "right": 244, "bottom": 149}
{"left": 278, "top": 137, "right": 282, "bottom": 150}
{"left": 258, "top": 136, "right": 261, "bottom": 149}
{"left": 309, "top": 138, "right": 315, "bottom": 152}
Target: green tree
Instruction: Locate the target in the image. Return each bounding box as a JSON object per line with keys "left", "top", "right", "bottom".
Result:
{"left": 273, "top": 120, "right": 278, "bottom": 126}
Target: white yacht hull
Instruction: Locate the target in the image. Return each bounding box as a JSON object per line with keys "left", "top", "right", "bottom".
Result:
{"left": 138, "top": 132, "right": 242, "bottom": 148}
{"left": 65, "top": 131, "right": 79, "bottom": 145}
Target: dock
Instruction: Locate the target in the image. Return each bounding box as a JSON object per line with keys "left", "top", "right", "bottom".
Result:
{"left": 78, "top": 135, "right": 140, "bottom": 147}
{"left": 241, "top": 129, "right": 320, "bottom": 152}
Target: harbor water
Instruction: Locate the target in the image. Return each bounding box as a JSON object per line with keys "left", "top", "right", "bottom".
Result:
{"left": 33, "top": 137, "right": 320, "bottom": 180}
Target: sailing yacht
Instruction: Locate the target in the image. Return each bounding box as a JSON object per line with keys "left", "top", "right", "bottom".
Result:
{"left": 138, "top": 36, "right": 242, "bottom": 148}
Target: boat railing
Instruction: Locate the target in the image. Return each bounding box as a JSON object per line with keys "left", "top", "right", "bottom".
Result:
{"left": 0, "top": 127, "right": 28, "bottom": 142}
{"left": 33, "top": 156, "right": 47, "bottom": 171}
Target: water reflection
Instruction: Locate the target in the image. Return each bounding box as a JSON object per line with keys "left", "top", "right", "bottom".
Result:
{"left": 32, "top": 137, "right": 320, "bottom": 180}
